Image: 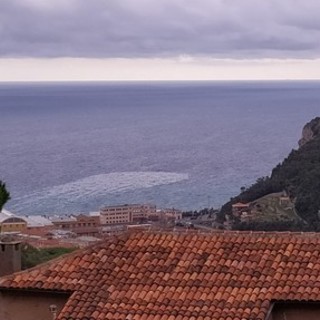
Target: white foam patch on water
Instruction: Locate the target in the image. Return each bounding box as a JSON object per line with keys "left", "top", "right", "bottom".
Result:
{"left": 13, "top": 171, "right": 188, "bottom": 211}
{"left": 49, "top": 171, "right": 188, "bottom": 197}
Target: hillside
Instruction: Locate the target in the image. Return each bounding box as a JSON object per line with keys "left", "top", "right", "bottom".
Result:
{"left": 219, "top": 117, "right": 320, "bottom": 231}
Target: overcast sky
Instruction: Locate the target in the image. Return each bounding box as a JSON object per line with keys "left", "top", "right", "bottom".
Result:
{"left": 1, "top": 0, "right": 320, "bottom": 81}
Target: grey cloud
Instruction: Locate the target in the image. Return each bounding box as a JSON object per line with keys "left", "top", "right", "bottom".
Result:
{"left": 0, "top": 0, "right": 320, "bottom": 58}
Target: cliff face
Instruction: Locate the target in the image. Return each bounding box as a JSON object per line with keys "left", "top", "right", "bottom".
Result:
{"left": 219, "top": 116, "right": 320, "bottom": 231}
{"left": 298, "top": 117, "right": 320, "bottom": 147}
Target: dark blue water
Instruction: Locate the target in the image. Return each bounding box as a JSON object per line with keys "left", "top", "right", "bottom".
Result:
{"left": 0, "top": 81, "right": 319, "bottom": 215}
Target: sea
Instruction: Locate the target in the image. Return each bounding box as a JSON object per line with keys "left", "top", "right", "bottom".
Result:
{"left": 0, "top": 81, "right": 319, "bottom": 215}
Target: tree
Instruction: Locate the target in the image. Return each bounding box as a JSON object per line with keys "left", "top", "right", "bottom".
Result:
{"left": 0, "top": 180, "right": 11, "bottom": 212}
{"left": 21, "top": 244, "right": 76, "bottom": 270}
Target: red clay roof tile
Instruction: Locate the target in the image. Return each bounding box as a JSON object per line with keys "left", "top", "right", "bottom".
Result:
{"left": 1, "top": 231, "right": 320, "bottom": 319}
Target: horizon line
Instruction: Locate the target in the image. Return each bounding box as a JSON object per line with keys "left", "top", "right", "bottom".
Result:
{"left": 1, "top": 79, "right": 320, "bottom": 84}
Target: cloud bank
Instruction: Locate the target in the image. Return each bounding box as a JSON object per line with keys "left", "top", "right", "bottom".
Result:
{"left": 1, "top": 0, "right": 320, "bottom": 59}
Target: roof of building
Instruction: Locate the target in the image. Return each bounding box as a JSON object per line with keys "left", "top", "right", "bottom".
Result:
{"left": 1, "top": 209, "right": 14, "bottom": 216}
{"left": 101, "top": 203, "right": 155, "bottom": 210}
{"left": 21, "top": 215, "right": 53, "bottom": 227}
{"left": 0, "top": 210, "right": 26, "bottom": 224}
{"left": 51, "top": 215, "right": 77, "bottom": 222}
{"left": 0, "top": 212, "right": 10, "bottom": 223}
{"left": 1, "top": 231, "right": 320, "bottom": 320}
{"left": 232, "top": 202, "right": 250, "bottom": 208}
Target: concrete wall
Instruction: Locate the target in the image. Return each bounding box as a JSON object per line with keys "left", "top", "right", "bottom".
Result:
{"left": 0, "top": 290, "right": 70, "bottom": 320}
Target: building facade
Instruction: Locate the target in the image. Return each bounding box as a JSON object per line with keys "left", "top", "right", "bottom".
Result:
{"left": 99, "top": 204, "right": 156, "bottom": 225}
{"left": 231, "top": 202, "right": 251, "bottom": 218}
{"left": 0, "top": 211, "right": 27, "bottom": 234}
{"left": 51, "top": 214, "right": 101, "bottom": 237}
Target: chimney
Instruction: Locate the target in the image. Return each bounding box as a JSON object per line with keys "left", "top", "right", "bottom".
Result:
{"left": 0, "top": 241, "right": 21, "bottom": 277}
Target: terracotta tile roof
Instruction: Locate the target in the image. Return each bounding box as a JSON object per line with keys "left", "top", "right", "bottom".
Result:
{"left": 232, "top": 202, "right": 250, "bottom": 208}
{"left": 1, "top": 231, "right": 320, "bottom": 319}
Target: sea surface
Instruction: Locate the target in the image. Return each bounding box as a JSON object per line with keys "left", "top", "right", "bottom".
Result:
{"left": 0, "top": 81, "right": 319, "bottom": 215}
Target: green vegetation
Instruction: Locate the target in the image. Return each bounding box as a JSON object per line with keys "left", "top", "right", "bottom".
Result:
{"left": 0, "top": 180, "right": 11, "bottom": 212}
{"left": 21, "top": 244, "right": 76, "bottom": 270}
{"left": 232, "top": 193, "right": 308, "bottom": 231}
{"left": 183, "top": 207, "right": 218, "bottom": 219}
{"left": 219, "top": 117, "right": 320, "bottom": 231}
{"left": 233, "top": 220, "right": 310, "bottom": 232}
{"left": 248, "top": 193, "right": 300, "bottom": 222}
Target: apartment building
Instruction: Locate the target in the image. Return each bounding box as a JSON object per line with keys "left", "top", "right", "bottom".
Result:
{"left": 99, "top": 204, "right": 156, "bottom": 225}
{"left": 162, "top": 208, "right": 183, "bottom": 220}
{"left": 51, "top": 214, "right": 101, "bottom": 237}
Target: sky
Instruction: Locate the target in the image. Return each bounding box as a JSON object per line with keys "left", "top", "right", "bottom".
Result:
{"left": 1, "top": 0, "right": 320, "bottom": 81}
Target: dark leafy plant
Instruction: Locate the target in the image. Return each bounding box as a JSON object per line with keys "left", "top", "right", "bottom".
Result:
{"left": 0, "top": 180, "right": 11, "bottom": 212}
{"left": 21, "top": 243, "right": 76, "bottom": 270}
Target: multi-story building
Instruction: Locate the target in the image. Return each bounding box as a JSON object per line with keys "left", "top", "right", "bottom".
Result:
{"left": 99, "top": 204, "right": 156, "bottom": 225}
{"left": 148, "top": 208, "right": 183, "bottom": 222}
{"left": 51, "top": 214, "right": 101, "bottom": 237}
{"left": 131, "top": 204, "right": 156, "bottom": 221}
{"left": 162, "top": 208, "right": 183, "bottom": 221}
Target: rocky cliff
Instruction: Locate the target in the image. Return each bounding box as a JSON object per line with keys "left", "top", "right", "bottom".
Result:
{"left": 298, "top": 117, "right": 320, "bottom": 147}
